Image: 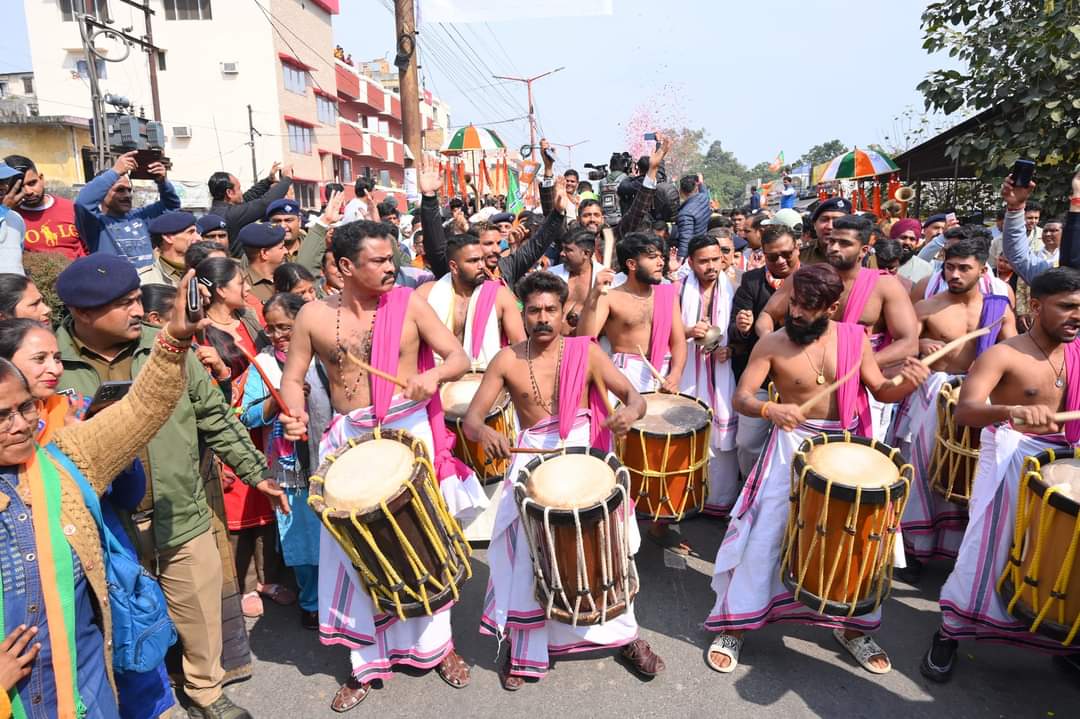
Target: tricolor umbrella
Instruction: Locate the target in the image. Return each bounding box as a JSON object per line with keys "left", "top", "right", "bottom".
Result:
{"left": 441, "top": 125, "right": 506, "bottom": 154}
{"left": 817, "top": 148, "right": 899, "bottom": 181}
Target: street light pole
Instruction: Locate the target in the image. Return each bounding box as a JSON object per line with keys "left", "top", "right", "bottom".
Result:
{"left": 492, "top": 67, "right": 564, "bottom": 161}
{"left": 553, "top": 140, "right": 589, "bottom": 169}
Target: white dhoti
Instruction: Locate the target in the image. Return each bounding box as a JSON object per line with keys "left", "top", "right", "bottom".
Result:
{"left": 480, "top": 410, "right": 641, "bottom": 678}
{"left": 679, "top": 347, "right": 739, "bottom": 518}
{"left": 938, "top": 425, "right": 1075, "bottom": 653}
{"left": 611, "top": 351, "right": 670, "bottom": 394}
{"left": 705, "top": 418, "right": 883, "bottom": 634}
{"left": 316, "top": 396, "right": 488, "bottom": 683}
{"left": 891, "top": 372, "right": 967, "bottom": 561}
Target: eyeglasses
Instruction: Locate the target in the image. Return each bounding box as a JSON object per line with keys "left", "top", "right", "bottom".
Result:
{"left": 265, "top": 323, "right": 294, "bottom": 336}
{"left": 0, "top": 399, "right": 39, "bottom": 432}
{"left": 764, "top": 250, "right": 797, "bottom": 262}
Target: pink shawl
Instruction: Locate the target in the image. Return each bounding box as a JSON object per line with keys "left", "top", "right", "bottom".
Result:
{"left": 470, "top": 280, "right": 502, "bottom": 359}
{"left": 370, "top": 287, "right": 469, "bottom": 483}
{"left": 648, "top": 284, "right": 676, "bottom": 370}
{"left": 1066, "top": 340, "right": 1080, "bottom": 445}
{"left": 835, "top": 321, "right": 872, "bottom": 438}
{"left": 557, "top": 336, "right": 612, "bottom": 450}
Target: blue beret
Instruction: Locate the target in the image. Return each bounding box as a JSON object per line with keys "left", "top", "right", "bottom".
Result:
{"left": 810, "top": 197, "right": 851, "bottom": 222}
{"left": 490, "top": 212, "right": 514, "bottom": 224}
{"left": 923, "top": 213, "right": 947, "bottom": 228}
{"left": 265, "top": 199, "right": 300, "bottom": 220}
{"left": 148, "top": 211, "right": 196, "bottom": 236}
{"left": 238, "top": 222, "right": 286, "bottom": 248}
{"left": 56, "top": 254, "right": 140, "bottom": 309}
{"left": 196, "top": 213, "right": 227, "bottom": 234}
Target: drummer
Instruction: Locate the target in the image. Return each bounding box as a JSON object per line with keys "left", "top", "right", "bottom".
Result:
{"left": 461, "top": 271, "right": 664, "bottom": 690}
{"left": 416, "top": 233, "right": 525, "bottom": 369}
{"left": 921, "top": 266, "right": 1080, "bottom": 683}
{"left": 678, "top": 234, "right": 739, "bottom": 517}
{"left": 279, "top": 220, "right": 482, "bottom": 712}
{"left": 894, "top": 238, "right": 1015, "bottom": 583}
{"left": 578, "top": 232, "right": 689, "bottom": 550}
{"left": 705, "top": 263, "right": 928, "bottom": 676}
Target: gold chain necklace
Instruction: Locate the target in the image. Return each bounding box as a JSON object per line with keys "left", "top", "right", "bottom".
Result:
{"left": 803, "top": 344, "right": 827, "bottom": 385}
{"left": 527, "top": 335, "right": 563, "bottom": 414}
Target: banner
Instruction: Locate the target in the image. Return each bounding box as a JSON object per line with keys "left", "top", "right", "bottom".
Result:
{"left": 420, "top": 0, "right": 613, "bottom": 23}
{"left": 506, "top": 166, "right": 523, "bottom": 215}
{"left": 768, "top": 151, "right": 785, "bottom": 173}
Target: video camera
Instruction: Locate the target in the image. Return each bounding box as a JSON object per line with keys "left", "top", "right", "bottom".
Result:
{"left": 583, "top": 158, "right": 625, "bottom": 226}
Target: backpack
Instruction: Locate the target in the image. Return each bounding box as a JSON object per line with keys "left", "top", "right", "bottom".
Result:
{"left": 46, "top": 445, "right": 178, "bottom": 674}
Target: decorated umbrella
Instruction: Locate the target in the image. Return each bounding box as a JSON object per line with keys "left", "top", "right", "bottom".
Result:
{"left": 440, "top": 125, "right": 506, "bottom": 154}
{"left": 817, "top": 148, "right": 899, "bottom": 181}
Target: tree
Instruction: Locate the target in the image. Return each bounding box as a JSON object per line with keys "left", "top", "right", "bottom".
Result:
{"left": 658, "top": 127, "right": 705, "bottom": 183}
{"left": 795, "top": 140, "right": 849, "bottom": 168}
{"left": 918, "top": 1, "right": 1079, "bottom": 215}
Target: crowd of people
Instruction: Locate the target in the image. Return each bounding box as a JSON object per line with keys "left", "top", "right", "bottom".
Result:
{"left": 0, "top": 130, "right": 1077, "bottom": 719}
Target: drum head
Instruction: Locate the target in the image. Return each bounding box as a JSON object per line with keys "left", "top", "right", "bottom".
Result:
{"left": 1037, "top": 458, "right": 1080, "bottom": 504}
{"left": 528, "top": 454, "right": 616, "bottom": 509}
{"left": 631, "top": 393, "right": 710, "bottom": 435}
{"left": 323, "top": 438, "right": 414, "bottom": 513}
{"left": 806, "top": 442, "right": 900, "bottom": 489}
{"left": 441, "top": 373, "right": 508, "bottom": 419}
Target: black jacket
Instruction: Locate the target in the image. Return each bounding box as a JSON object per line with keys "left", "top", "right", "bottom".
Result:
{"left": 419, "top": 194, "right": 567, "bottom": 290}
{"left": 728, "top": 266, "right": 777, "bottom": 386}
{"left": 209, "top": 177, "right": 293, "bottom": 257}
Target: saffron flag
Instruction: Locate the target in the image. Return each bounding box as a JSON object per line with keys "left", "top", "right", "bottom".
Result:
{"left": 768, "top": 151, "right": 785, "bottom": 173}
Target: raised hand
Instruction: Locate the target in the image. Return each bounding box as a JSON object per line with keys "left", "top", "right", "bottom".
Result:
{"left": 553, "top": 175, "right": 570, "bottom": 214}
{"left": 418, "top": 155, "right": 443, "bottom": 196}
{"left": 1001, "top": 175, "right": 1035, "bottom": 211}
{"left": 321, "top": 189, "right": 345, "bottom": 225}
{"left": 112, "top": 151, "right": 138, "bottom": 176}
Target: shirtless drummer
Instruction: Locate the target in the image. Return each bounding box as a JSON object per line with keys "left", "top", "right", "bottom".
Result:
{"left": 279, "top": 219, "right": 479, "bottom": 712}
{"left": 462, "top": 270, "right": 665, "bottom": 690}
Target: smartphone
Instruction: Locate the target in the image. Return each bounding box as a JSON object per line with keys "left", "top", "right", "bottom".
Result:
{"left": 945, "top": 211, "right": 957, "bottom": 224}
{"left": 86, "top": 380, "right": 132, "bottom": 418}
{"left": 643, "top": 133, "right": 657, "bottom": 141}
{"left": 1012, "top": 159, "right": 1035, "bottom": 188}
{"left": 542, "top": 146, "right": 556, "bottom": 164}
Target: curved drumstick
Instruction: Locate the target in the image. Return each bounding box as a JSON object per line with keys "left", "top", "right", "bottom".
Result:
{"left": 600, "top": 227, "right": 615, "bottom": 295}
{"left": 593, "top": 372, "right": 615, "bottom": 415}
{"left": 234, "top": 343, "right": 308, "bottom": 443}
{"left": 888, "top": 316, "right": 1005, "bottom": 387}
{"left": 796, "top": 363, "right": 860, "bottom": 414}
{"left": 635, "top": 344, "right": 666, "bottom": 389}
{"left": 344, "top": 350, "right": 408, "bottom": 389}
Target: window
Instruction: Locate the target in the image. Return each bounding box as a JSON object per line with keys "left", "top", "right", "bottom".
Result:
{"left": 156, "top": 51, "right": 167, "bottom": 71}
{"left": 0, "top": 83, "right": 7, "bottom": 98}
{"left": 22, "top": 77, "right": 33, "bottom": 95}
{"left": 60, "top": 0, "right": 109, "bottom": 21}
{"left": 283, "top": 63, "right": 308, "bottom": 95}
{"left": 163, "top": 0, "right": 212, "bottom": 20}
{"left": 334, "top": 156, "right": 352, "bottom": 182}
{"left": 287, "top": 122, "right": 313, "bottom": 155}
{"left": 293, "top": 181, "right": 316, "bottom": 209}
{"left": 316, "top": 96, "right": 337, "bottom": 125}
{"left": 76, "top": 58, "right": 108, "bottom": 80}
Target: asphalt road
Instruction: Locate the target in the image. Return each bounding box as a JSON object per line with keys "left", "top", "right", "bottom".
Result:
{"left": 172, "top": 517, "right": 1080, "bottom": 719}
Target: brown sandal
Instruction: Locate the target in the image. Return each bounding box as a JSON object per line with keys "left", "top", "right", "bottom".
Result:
{"left": 499, "top": 655, "right": 526, "bottom": 692}
{"left": 620, "top": 639, "right": 666, "bottom": 677}
{"left": 330, "top": 677, "right": 370, "bottom": 713}
{"left": 435, "top": 649, "right": 471, "bottom": 688}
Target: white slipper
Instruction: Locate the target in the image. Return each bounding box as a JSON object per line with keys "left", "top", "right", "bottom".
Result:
{"left": 706, "top": 634, "right": 743, "bottom": 673}
{"left": 832, "top": 629, "right": 892, "bottom": 675}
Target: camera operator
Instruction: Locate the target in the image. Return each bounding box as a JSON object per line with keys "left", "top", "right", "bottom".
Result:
{"left": 207, "top": 161, "right": 293, "bottom": 257}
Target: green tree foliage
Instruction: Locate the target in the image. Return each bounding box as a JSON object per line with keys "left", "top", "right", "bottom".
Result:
{"left": 918, "top": 0, "right": 1079, "bottom": 214}
{"left": 795, "top": 140, "right": 849, "bottom": 168}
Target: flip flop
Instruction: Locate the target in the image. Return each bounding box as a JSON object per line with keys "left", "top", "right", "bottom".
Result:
{"left": 833, "top": 629, "right": 892, "bottom": 675}
{"left": 706, "top": 634, "right": 742, "bottom": 673}
{"left": 435, "top": 650, "right": 471, "bottom": 688}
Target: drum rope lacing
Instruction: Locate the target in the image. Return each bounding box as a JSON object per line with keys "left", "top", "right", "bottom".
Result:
{"left": 307, "top": 429, "right": 472, "bottom": 620}
{"left": 929, "top": 381, "right": 979, "bottom": 504}
{"left": 779, "top": 432, "right": 913, "bottom": 617}
{"left": 447, "top": 395, "right": 514, "bottom": 480}
{"left": 997, "top": 449, "right": 1080, "bottom": 645}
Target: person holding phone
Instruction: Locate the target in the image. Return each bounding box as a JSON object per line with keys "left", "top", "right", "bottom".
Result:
{"left": 0, "top": 161, "right": 27, "bottom": 276}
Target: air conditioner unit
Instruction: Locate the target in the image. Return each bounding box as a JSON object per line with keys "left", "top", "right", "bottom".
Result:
{"left": 221, "top": 62, "right": 240, "bottom": 75}
{"left": 172, "top": 125, "right": 192, "bottom": 139}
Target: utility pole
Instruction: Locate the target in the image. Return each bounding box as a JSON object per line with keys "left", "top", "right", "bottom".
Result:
{"left": 553, "top": 140, "right": 589, "bottom": 170}
{"left": 137, "top": 0, "right": 161, "bottom": 121}
{"left": 247, "top": 104, "right": 259, "bottom": 183}
{"left": 492, "top": 67, "right": 564, "bottom": 161}
{"left": 394, "top": 0, "right": 421, "bottom": 169}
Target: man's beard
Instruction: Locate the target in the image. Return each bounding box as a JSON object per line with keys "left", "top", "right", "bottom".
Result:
{"left": 826, "top": 254, "right": 858, "bottom": 271}
{"left": 947, "top": 278, "right": 977, "bottom": 295}
{"left": 899, "top": 245, "right": 915, "bottom": 264}
{"left": 634, "top": 264, "right": 661, "bottom": 285}
{"left": 785, "top": 311, "right": 830, "bottom": 346}
{"left": 20, "top": 194, "right": 43, "bottom": 208}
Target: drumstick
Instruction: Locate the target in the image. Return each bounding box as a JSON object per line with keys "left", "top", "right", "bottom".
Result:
{"left": 233, "top": 343, "right": 308, "bottom": 442}
{"left": 344, "top": 350, "right": 408, "bottom": 389}
{"left": 1014, "top": 410, "right": 1080, "bottom": 426}
{"left": 600, "top": 228, "right": 616, "bottom": 295}
{"left": 888, "top": 316, "right": 1005, "bottom": 386}
{"left": 796, "top": 364, "right": 861, "bottom": 414}
{"left": 484, "top": 447, "right": 562, "bottom": 464}
{"left": 635, "top": 344, "right": 666, "bottom": 388}
{"left": 593, "top": 372, "right": 615, "bottom": 415}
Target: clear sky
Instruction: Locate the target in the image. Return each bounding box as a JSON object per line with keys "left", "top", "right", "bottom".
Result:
{"left": 3, "top": 1, "right": 958, "bottom": 171}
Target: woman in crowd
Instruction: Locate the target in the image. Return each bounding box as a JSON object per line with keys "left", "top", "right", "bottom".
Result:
{"left": 241, "top": 293, "right": 320, "bottom": 629}
{"left": 0, "top": 318, "right": 68, "bottom": 443}
{"left": 0, "top": 273, "right": 51, "bottom": 324}
{"left": 195, "top": 257, "right": 294, "bottom": 618}
{"left": 272, "top": 263, "right": 317, "bottom": 303}
{"left": 140, "top": 284, "right": 177, "bottom": 329}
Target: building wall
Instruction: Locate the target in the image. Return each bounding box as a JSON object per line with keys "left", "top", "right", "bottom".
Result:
{"left": 22, "top": 0, "right": 290, "bottom": 187}
{"left": 0, "top": 119, "right": 91, "bottom": 186}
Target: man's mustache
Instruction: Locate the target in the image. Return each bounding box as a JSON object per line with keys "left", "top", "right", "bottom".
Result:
{"left": 531, "top": 323, "right": 554, "bottom": 334}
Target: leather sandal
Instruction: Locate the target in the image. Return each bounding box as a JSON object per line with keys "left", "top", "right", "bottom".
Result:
{"left": 620, "top": 639, "right": 666, "bottom": 677}
{"left": 330, "top": 678, "right": 370, "bottom": 713}
{"left": 499, "top": 656, "right": 526, "bottom": 691}
{"left": 435, "top": 650, "right": 471, "bottom": 688}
